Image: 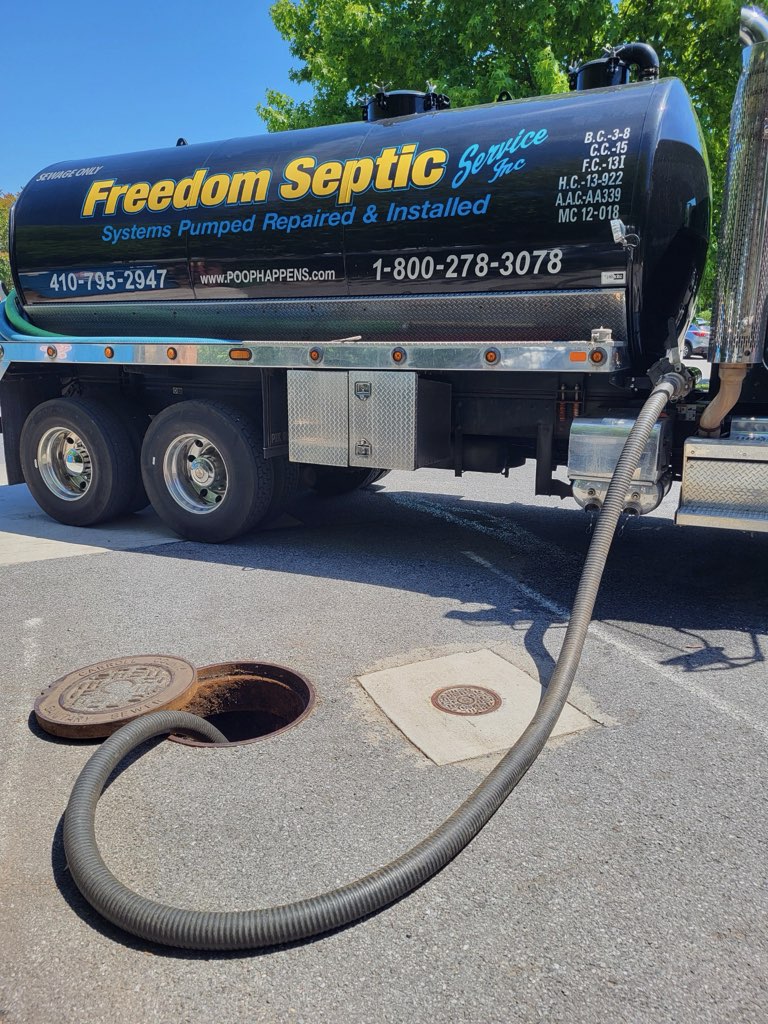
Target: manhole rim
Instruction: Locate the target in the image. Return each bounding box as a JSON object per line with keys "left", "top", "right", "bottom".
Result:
{"left": 430, "top": 684, "right": 503, "bottom": 717}
{"left": 169, "top": 660, "right": 317, "bottom": 748}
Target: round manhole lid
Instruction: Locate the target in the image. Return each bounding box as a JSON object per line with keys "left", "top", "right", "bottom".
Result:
{"left": 430, "top": 685, "right": 502, "bottom": 716}
{"left": 34, "top": 655, "right": 197, "bottom": 738}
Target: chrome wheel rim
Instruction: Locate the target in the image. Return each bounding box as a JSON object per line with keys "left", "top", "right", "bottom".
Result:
{"left": 163, "top": 434, "right": 229, "bottom": 515}
{"left": 37, "top": 427, "right": 93, "bottom": 501}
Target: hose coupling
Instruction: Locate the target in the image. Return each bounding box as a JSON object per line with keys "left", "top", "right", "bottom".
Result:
{"left": 647, "top": 358, "right": 694, "bottom": 401}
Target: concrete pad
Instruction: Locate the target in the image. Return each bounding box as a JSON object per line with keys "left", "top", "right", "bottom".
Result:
{"left": 358, "top": 648, "right": 593, "bottom": 764}
{"left": 0, "top": 483, "right": 179, "bottom": 565}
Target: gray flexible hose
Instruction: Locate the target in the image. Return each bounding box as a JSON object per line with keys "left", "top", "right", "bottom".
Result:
{"left": 63, "top": 376, "right": 684, "bottom": 950}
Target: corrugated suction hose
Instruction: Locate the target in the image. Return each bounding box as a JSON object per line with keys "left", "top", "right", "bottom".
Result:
{"left": 63, "top": 375, "right": 687, "bottom": 950}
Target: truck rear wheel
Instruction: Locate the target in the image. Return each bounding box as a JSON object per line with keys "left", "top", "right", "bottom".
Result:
{"left": 113, "top": 399, "right": 151, "bottom": 513}
{"left": 307, "top": 466, "right": 388, "bottom": 496}
{"left": 20, "top": 397, "right": 141, "bottom": 526}
{"left": 264, "top": 456, "right": 302, "bottom": 522}
{"left": 140, "top": 400, "right": 274, "bottom": 542}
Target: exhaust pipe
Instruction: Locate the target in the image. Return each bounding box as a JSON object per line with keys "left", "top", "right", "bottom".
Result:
{"left": 740, "top": 5, "right": 768, "bottom": 44}
{"left": 709, "top": 6, "right": 768, "bottom": 367}
{"left": 702, "top": 8, "right": 768, "bottom": 434}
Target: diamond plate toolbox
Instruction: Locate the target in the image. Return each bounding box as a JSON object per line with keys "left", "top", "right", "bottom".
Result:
{"left": 287, "top": 370, "right": 349, "bottom": 466}
{"left": 287, "top": 370, "right": 451, "bottom": 470}
{"left": 348, "top": 372, "right": 451, "bottom": 470}
{"left": 676, "top": 437, "right": 768, "bottom": 532}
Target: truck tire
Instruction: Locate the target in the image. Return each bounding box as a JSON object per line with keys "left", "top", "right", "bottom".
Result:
{"left": 140, "top": 400, "right": 274, "bottom": 542}
{"left": 113, "top": 399, "right": 151, "bottom": 513}
{"left": 307, "top": 466, "right": 388, "bottom": 496}
{"left": 264, "top": 456, "right": 302, "bottom": 522}
{"left": 19, "top": 397, "right": 141, "bottom": 526}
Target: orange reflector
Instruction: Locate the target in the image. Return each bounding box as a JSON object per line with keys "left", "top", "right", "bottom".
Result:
{"left": 484, "top": 348, "right": 500, "bottom": 364}
{"left": 309, "top": 347, "right": 323, "bottom": 362}
{"left": 166, "top": 347, "right": 178, "bottom": 360}
{"left": 590, "top": 348, "right": 606, "bottom": 364}
{"left": 392, "top": 347, "right": 406, "bottom": 363}
{"left": 229, "top": 348, "right": 252, "bottom": 361}
{"left": 569, "top": 351, "right": 588, "bottom": 362}
{"left": 46, "top": 346, "right": 57, "bottom": 358}
{"left": 104, "top": 346, "right": 115, "bottom": 359}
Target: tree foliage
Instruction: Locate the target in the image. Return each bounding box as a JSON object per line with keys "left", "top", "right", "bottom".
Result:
{"left": 259, "top": 0, "right": 742, "bottom": 307}
{"left": 618, "top": 1, "right": 740, "bottom": 303}
{"left": 0, "top": 192, "right": 18, "bottom": 292}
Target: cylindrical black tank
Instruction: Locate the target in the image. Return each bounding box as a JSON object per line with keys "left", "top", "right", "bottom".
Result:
{"left": 11, "top": 77, "right": 710, "bottom": 367}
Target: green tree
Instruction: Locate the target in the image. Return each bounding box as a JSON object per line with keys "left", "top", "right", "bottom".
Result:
{"left": 618, "top": 1, "right": 740, "bottom": 306}
{"left": 259, "top": 0, "right": 742, "bottom": 307}
{"left": 259, "top": 0, "right": 611, "bottom": 130}
{"left": 0, "top": 192, "right": 18, "bottom": 292}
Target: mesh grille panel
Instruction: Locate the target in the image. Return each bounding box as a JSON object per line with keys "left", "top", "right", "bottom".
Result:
{"left": 27, "top": 290, "right": 627, "bottom": 344}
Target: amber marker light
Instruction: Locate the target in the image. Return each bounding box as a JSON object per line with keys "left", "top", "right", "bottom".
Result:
{"left": 484, "top": 348, "right": 500, "bottom": 365}
{"left": 166, "top": 347, "right": 178, "bottom": 360}
{"left": 229, "top": 348, "right": 252, "bottom": 361}
{"left": 309, "top": 347, "right": 323, "bottom": 362}
{"left": 391, "top": 347, "right": 407, "bottom": 363}
{"left": 46, "top": 346, "right": 57, "bottom": 358}
{"left": 590, "top": 348, "right": 607, "bottom": 364}
{"left": 104, "top": 346, "right": 115, "bottom": 359}
{"left": 569, "top": 351, "right": 588, "bottom": 362}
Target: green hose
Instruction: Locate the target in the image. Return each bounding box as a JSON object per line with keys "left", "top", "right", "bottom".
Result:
{"left": 63, "top": 372, "right": 689, "bottom": 951}
{"left": 3, "top": 289, "right": 61, "bottom": 337}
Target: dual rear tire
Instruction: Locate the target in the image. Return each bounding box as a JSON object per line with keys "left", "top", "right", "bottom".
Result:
{"left": 20, "top": 398, "right": 287, "bottom": 542}
{"left": 140, "top": 400, "right": 275, "bottom": 542}
{"left": 21, "top": 397, "right": 387, "bottom": 542}
{"left": 306, "top": 466, "right": 389, "bottom": 496}
{"left": 20, "top": 397, "right": 147, "bottom": 528}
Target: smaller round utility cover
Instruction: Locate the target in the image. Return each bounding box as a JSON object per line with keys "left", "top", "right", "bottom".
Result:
{"left": 430, "top": 685, "right": 502, "bottom": 717}
{"left": 35, "top": 655, "right": 197, "bottom": 739}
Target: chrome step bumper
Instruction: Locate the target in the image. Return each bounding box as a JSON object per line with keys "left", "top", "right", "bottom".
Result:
{"left": 676, "top": 435, "right": 768, "bottom": 532}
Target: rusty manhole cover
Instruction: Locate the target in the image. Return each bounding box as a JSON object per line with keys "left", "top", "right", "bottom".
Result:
{"left": 34, "top": 655, "right": 197, "bottom": 738}
{"left": 430, "top": 685, "right": 502, "bottom": 717}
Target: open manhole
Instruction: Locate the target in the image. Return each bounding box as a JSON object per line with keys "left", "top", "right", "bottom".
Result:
{"left": 170, "top": 661, "right": 316, "bottom": 747}
{"left": 33, "top": 657, "right": 315, "bottom": 744}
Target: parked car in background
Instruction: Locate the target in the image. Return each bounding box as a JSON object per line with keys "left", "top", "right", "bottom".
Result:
{"left": 682, "top": 318, "right": 711, "bottom": 358}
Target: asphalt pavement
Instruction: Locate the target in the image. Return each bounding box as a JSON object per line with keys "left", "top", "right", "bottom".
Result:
{"left": 0, "top": 444, "right": 766, "bottom": 1023}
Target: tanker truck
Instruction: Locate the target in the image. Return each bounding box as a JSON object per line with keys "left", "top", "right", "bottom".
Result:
{"left": 1, "top": 9, "right": 767, "bottom": 542}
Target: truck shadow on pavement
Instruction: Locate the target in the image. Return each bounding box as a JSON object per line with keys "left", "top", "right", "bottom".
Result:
{"left": 4, "top": 481, "right": 765, "bottom": 683}
{"left": 136, "top": 486, "right": 768, "bottom": 681}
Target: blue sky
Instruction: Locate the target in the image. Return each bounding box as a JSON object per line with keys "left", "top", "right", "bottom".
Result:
{"left": 2, "top": 1, "right": 311, "bottom": 192}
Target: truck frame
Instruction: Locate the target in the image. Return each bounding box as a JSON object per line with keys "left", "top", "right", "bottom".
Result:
{"left": 2, "top": 11, "right": 768, "bottom": 542}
